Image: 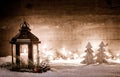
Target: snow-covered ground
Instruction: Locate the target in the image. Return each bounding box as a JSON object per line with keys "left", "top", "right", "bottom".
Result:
{"left": 0, "top": 56, "right": 120, "bottom": 77}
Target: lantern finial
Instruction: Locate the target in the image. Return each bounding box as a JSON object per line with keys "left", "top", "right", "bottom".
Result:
{"left": 20, "top": 21, "right": 31, "bottom": 31}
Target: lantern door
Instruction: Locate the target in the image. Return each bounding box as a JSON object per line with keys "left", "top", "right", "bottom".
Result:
{"left": 20, "top": 44, "right": 28, "bottom": 65}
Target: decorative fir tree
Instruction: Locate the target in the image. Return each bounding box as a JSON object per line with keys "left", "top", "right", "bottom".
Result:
{"left": 96, "top": 41, "right": 108, "bottom": 64}
{"left": 82, "top": 42, "right": 94, "bottom": 65}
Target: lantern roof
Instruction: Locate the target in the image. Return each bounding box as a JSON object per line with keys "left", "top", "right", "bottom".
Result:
{"left": 10, "top": 21, "right": 41, "bottom": 44}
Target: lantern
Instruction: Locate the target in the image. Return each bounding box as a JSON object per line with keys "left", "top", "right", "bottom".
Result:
{"left": 10, "top": 21, "right": 41, "bottom": 68}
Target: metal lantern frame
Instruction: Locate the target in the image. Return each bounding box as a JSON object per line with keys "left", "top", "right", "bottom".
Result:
{"left": 10, "top": 21, "right": 41, "bottom": 68}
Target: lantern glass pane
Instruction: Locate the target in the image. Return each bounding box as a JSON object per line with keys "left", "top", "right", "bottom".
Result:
{"left": 20, "top": 44, "right": 28, "bottom": 65}
{"left": 33, "top": 44, "right": 37, "bottom": 64}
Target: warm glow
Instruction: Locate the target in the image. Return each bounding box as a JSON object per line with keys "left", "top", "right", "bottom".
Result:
{"left": 114, "top": 59, "right": 120, "bottom": 63}
{"left": 116, "top": 53, "right": 120, "bottom": 57}
{"left": 23, "top": 48, "right": 27, "bottom": 54}
{"left": 61, "top": 47, "right": 67, "bottom": 57}
{"left": 42, "top": 44, "right": 47, "bottom": 49}
{"left": 50, "top": 58, "right": 82, "bottom": 65}
{"left": 39, "top": 46, "right": 82, "bottom": 64}
{"left": 106, "top": 53, "right": 120, "bottom": 64}
{"left": 114, "top": 53, "right": 120, "bottom": 63}
{"left": 73, "top": 54, "right": 79, "bottom": 59}
{"left": 20, "top": 45, "right": 28, "bottom": 65}
{"left": 107, "top": 58, "right": 120, "bottom": 64}
{"left": 20, "top": 48, "right": 28, "bottom": 64}
{"left": 38, "top": 41, "right": 120, "bottom": 65}
{"left": 104, "top": 52, "right": 112, "bottom": 57}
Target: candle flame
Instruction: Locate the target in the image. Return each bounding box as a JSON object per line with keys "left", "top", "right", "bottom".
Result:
{"left": 24, "top": 48, "right": 27, "bottom": 54}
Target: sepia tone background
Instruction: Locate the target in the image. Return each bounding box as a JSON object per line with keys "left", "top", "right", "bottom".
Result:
{"left": 0, "top": 0, "right": 120, "bottom": 56}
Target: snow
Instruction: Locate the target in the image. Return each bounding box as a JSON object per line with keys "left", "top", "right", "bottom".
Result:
{"left": 0, "top": 56, "right": 12, "bottom": 65}
{"left": 1, "top": 64, "right": 120, "bottom": 77}
{"left": 1, "top": 56, "right": 120, "bottom": 77}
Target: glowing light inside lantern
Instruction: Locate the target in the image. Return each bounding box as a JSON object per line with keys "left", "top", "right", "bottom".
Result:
{"left": 20, "top": 47, "right": 28, "bottom": 64}
{"left": 24, "top": 48, "right": 27, "bottom": 54}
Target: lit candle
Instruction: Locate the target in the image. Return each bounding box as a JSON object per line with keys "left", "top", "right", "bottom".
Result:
{"left": 20, "top": 48, "right": 28, "bottom": 64}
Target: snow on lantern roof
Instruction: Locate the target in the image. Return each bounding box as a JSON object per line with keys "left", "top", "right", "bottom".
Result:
{"left": 10, "top": 21, "right": 41, "bottom": 44}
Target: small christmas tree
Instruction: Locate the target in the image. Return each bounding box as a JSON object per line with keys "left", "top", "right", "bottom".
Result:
{"left": 96, "top": 41, "right": 108, "bottom": 64}
{"left": 82, "top": 42, "right": 94, "bottom": 65}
